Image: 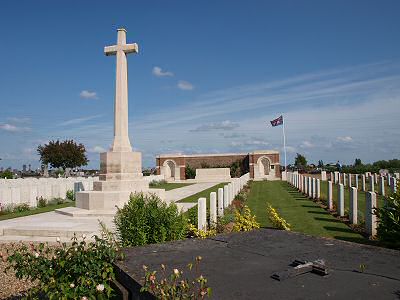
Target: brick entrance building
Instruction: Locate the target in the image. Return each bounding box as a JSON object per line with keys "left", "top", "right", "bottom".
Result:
{"left": 156, "top": 150, "right": 281, "bottom": 181}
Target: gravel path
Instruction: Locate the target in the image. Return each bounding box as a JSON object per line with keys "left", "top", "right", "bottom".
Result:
{"left": 0, "top": 243, "right": 36, "bottom": 299}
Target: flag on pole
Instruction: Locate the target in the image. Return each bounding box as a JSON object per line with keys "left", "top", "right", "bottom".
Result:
{"left": 270, "top": 115, "right": 283, "bottom": 127}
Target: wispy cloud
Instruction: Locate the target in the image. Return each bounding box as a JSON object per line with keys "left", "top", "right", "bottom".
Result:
{"left": 152, "top": 66, "right": 174, "bottom": 77}
{"left": 0, "top": 123, "right": 31, "bottom": 132}
{"left": 177, "top": 80, "right": 194, "bottom": 91}
{"left": 190, "top": 120, "right": 239, "bottom": 132}
{"left": 80, "top": 90, "right": 98, "bottom": 100}
{"left": 58, "top": 115, "right": 103, "bottom": 126}
{"left": 7, "top": 117, "right": 30, "bottom": 123}
{"left": 336, "top": 136, "right": 353, "bottom": 143}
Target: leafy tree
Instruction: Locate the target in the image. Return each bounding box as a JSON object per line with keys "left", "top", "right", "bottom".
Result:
{"left": 37, "top": 140, "right": 89, "bottom": 170}
{"left": 318, "top": 160, "right": 324, "bottom": 168}
{"left": 0, "top": 169, "right": 13, "bottom": 179}
{"left": 354, "top": 158, "right": 362, "bottom": 166}
{"left": 294, "top": 153, "right": 307, "bottom": 168}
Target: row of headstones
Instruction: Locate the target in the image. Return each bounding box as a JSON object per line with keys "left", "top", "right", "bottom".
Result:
{"left": 324, "top": 171, "right": 398, "bottom": 196}
{"left": 0, "top": 177, "right": 98, "bottom": 208}
{"left": 287, "top": 172, "right": 379, "bottom": 237}
{"left": 197, "top": 173, "right": 250, "bottom": 231}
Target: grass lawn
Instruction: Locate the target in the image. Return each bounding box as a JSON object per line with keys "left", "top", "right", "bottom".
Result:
{"left": 320, "top": 180, "right": 386, "bottom": 223}
{"left": 177, "top": 183, "right": 227, "bottom": 204}
{"left": 246, "top": 181, "right": 367, "bottom": 243}
{"left": 150, "top": 182, "right": 194, "bottom": 191}
{"left": 0, "top": 202, "right": 74, "bottom": 221}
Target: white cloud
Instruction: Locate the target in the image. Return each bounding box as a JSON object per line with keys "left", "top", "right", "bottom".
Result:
{"left": 80, "top": 90, "right": 98, "bottom": 100}
{"left": 300, "top": 141, "right": 315, "bottom": 148}
{"left": 177, "top": 80, "right": 194, "bottom": 91}
{"left": 89, "top": 146, "right": 107, "bottom": 153}
{"left": 191, "top": 120, "right": 239, "bottom": 132}
{"left": 0, "top": 123, "right": 31, "bottom": 132}
{"left": 152, "top": 66, "right": 174, "bottom": 77}
{"left": 336, "top": 136, "right": 353, "bottom": 142}
{"left": 58, "top": 115, "right": 102, "bottom": 126}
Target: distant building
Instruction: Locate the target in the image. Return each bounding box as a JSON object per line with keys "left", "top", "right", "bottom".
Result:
{"left": 156, "top": 150, "right": 281, "bottom": 181}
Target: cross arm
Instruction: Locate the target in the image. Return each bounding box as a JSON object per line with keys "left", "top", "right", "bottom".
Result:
{"left": 104, "top": 43, "right": 139, "bottom": 56}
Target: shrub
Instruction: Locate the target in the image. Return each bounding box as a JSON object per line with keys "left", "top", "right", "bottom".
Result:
{"left": 114, "top": 193, "right": 188, "bottom": 246}
{"left": 37, "top": 196, "right": 47, "bottom": 208}
{"left": 141, "top": 256, "right": 212, "bottom": 299}
{"left": 3, "top": 225, "right": 120, "bottom": 299}
{"left": 185, "top": 165, "right": 196, "bottom": 179}
{"left": 13, "top": 203, "right": 31, "bottom": 213}
{"left": 233, "top": 205, "right": 260, "bottom": 232}
{"left": 149, "top": 179, "right": 167, "bottom": 188}
{"left": 187, "top": 223, "right": 217, "bottom": 239}
{"left": 66, "top": 190, "right": 75, "bottom": 201}
{"left": 375, "top": 183, "right": 400, "bottom": 247}
{"left": 266, "top": 203, "right": 291, "bottom": 230}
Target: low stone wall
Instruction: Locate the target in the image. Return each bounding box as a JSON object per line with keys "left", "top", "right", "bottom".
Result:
{"left": 195, "top": 168, "right": 231, "bottom": 182}
{"left": 143, "top": 174, "right": 165, "bottom": 182}
{"left": 0, "top": 177, "right": 98, "bottom": 208}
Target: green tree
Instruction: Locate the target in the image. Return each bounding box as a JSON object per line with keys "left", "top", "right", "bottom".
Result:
{"left": 37, "top": 140, "right": 89, "bottom": 170}
{"left": 294, "top": 153, "right": 307, "bottom": 168}
{"left": 354, "top": 158, "right": 362, "bottom": 166}
{"left": 318, "top": 160, "right": 324, "bottom": 168}
{"left": 0, "top": 169, "right": 13, "bottom": 179}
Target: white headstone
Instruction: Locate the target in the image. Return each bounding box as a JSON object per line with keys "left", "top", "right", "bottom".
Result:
{"left": 321, "top": 171, "right": 327, "bottom": 181}
{"left": 338, "top": 184, "right": 345, "bottom": 217}
{"left": 328, "top": 181, "right": 333, "bottom": 210}
{"left": 217, "top": 187, "right": 224, "bottom": 216}
{"left": 210, "top": 192, "right": 217, "bottom": 226}
{"left": 197, "top": 197, "right": 207, "bottom": 231}
{"left": 223, "top": 185, "right": 229, "bottom": 208}
{"left": 365, "top": 192, "right": 377, "bottom": 237}
{"left": 362, "top": 175, "right": 366, "bottom": 192}
{"left": 369, "top": 175, "right": 375, "bottom": 192}
{"left": 349, "top": 187, "right": 358, "bottom": 224}
{"left": 379, "top": 176, "right": 385, "bottom": 196}
{"left": 316, "top": 179, "right": 321, "bottom": 199}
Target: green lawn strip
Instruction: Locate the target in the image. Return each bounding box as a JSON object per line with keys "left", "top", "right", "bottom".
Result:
{"left": 320, "top": 180, "right": 386, "bottom": 222}
{"left": 176, "top": 183, "right": 227, "bottom": 205}
{"left": 246, "top": 181, "right": 365, "bottom": 243}
{"left": 150, "top": 182, "right": 194, "bottom": 191}
{"left": 0, "top": 202, "right": 74, "bottom": 221}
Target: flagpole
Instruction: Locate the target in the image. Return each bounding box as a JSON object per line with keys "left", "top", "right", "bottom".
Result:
{"left": 282, "top": 115, "right": 287, "bottom": 173}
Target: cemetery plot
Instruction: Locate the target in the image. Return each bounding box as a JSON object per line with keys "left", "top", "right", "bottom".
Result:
{"left": 246, "top": 181, "right": 366, "bottom": 243}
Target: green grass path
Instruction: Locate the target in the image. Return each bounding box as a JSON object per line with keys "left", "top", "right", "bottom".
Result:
{"left": 246, "top": 181, "right": 366, "bottom": 243}
{"left": 177, "top": 183, "right": 227, "bottom": 204}
{"left": 0, "top": 202, "right": 74, "bottom": 221}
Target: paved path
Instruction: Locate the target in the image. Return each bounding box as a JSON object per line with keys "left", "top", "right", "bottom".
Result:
{"left": 165, "top": 182, "right": 220, "bottom": 203}
{"left": 0, "top": 212, "right": 115, "bottom": 243}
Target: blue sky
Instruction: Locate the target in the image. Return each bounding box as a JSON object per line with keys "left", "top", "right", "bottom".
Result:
{"left": 1, "top": 0, "right": 400, "bottom": 169}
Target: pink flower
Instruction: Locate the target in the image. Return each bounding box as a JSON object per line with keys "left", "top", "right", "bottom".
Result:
{"left": 149, "top": 274, "right": 156, "bottom": 282}
{"left": 34, "top": 252, "right": 39, "bottom": 258}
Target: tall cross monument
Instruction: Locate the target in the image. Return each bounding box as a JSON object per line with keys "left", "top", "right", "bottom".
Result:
{"left": 72, "top": 28, "right": 151, "bottom": 212}
{"left": 104, "top": 28, "right": 138, "bottom": 152}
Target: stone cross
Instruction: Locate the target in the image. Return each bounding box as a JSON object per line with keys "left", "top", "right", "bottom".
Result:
{"left": 104, "top": 28, "right": 139, "bottom": 152}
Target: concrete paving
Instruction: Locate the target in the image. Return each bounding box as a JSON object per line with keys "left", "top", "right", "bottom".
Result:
{"left": 0, "top": 182, "right": 219, "bottom": 242}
